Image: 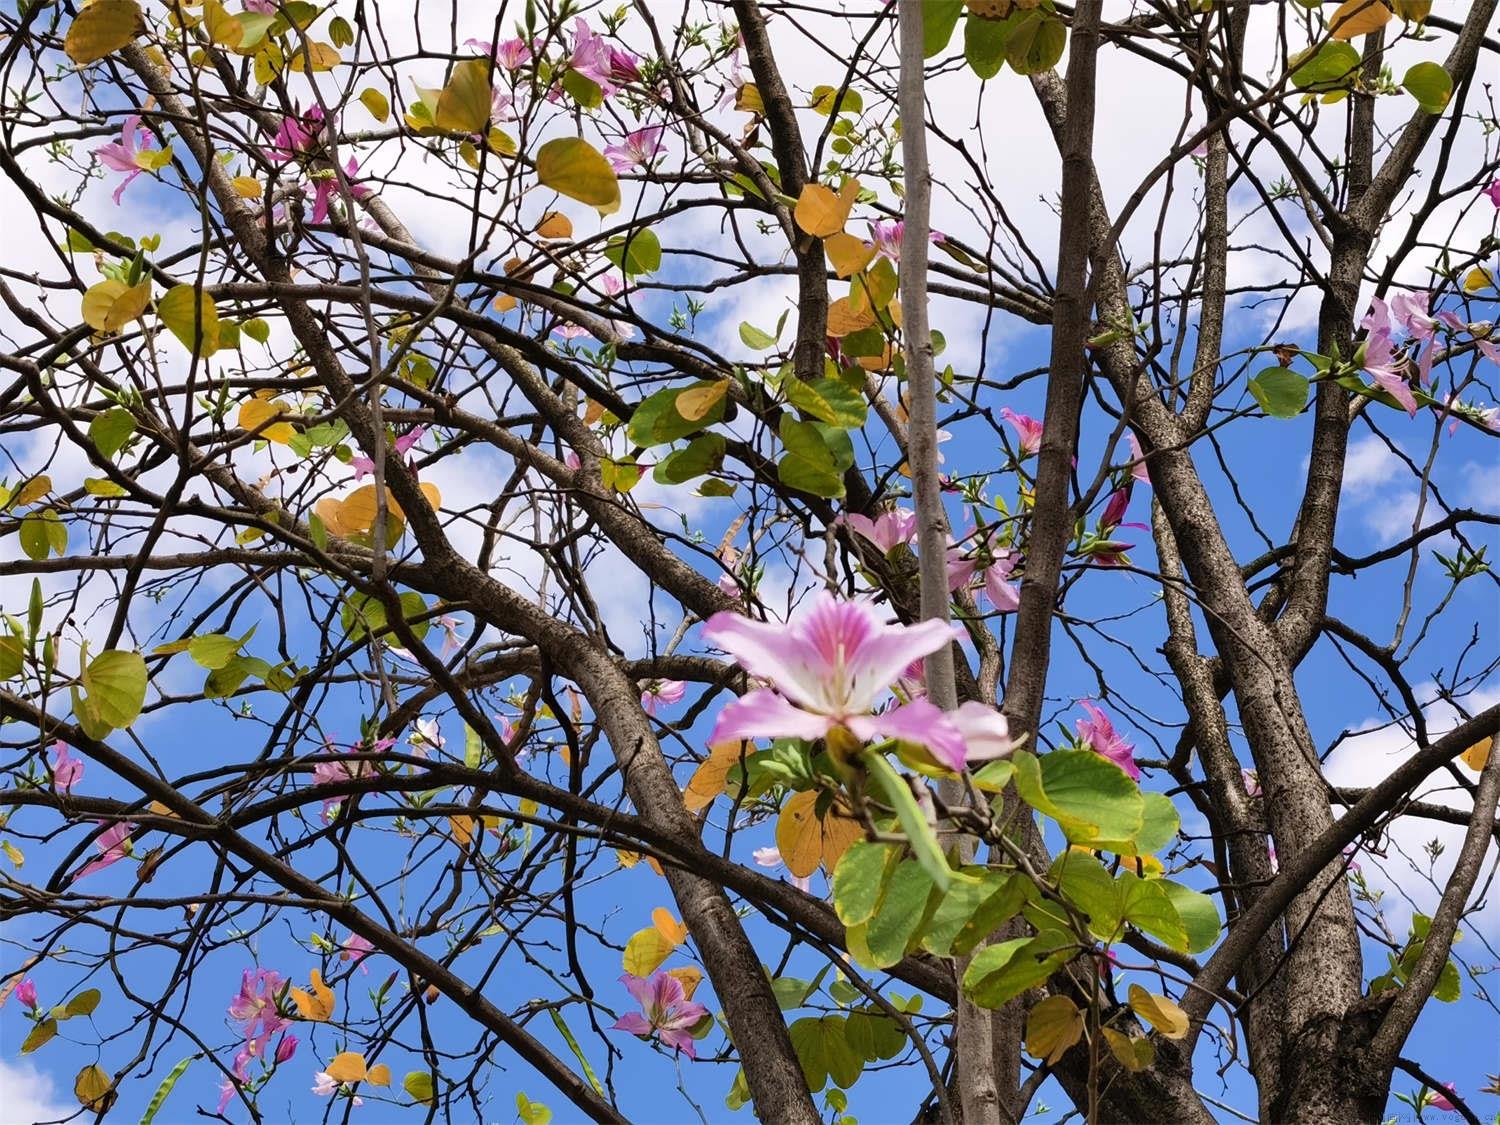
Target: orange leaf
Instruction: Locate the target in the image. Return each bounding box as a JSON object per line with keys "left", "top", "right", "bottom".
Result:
{"left": 366, "top": 1063, "right": 391, "bottom": 1087}
{"left": 1329, "top": 0, "right": 1393, "bottom": 40}
{"left": 824, "top": 232, "right": 876, "bottom": 279}
{"left": 323, "top": 1051, "right": 366, "bottom": 1083}
{"left": 493, "top": 293, "right": 518, "bottom": 313}
{"left": 794, "top": 179, "right": 860, "bottom": 238}
{"left": 652, "top": 908, "right": 688, "bottom": 945}
{"left": 535, "top": 210, "right": 574, "bottom": 240}
{"left": 683, "top": 741, "right": 750, "bottom": 812}
{"left": 289, "top": 969, "right": 335, "bottom": 1021}
{"left": 666, "top": 966, "right": 703, "bottom": 1000}
{"left": 826, "top": 296, "right": 876, "bottom": 338}
{"left": 449, "top": 815, "right": 479, "bottom": 848}
{"left": 1461, "top": 736, "right": 1492, "bottom": 772}
{"left": 776, "top": 790, "right": 862, "bottom": 877}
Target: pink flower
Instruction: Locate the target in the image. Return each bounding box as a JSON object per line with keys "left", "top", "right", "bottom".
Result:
{"left": 1361, "top": 298, "right": 1418, "bottom": 416}
{"left": 51, "top": 741, "right": 83, "bottom": 792}
{"left": 217, "top": 1077, "right": 237, "bottom": 1114}
{"left": 1075, "top": 701, "right": 1139, "bottom": 781}
{"left": 569, "top": 18, "right": 619, "bottom": 94}
{"left": 463, "top": 37, "right": 534, "bottom": 70}
{"left": 242, "top": 0, "right": 276, "bottom": 12}
{"left": 948, "top": 702, "right": 1013, "bottom": 763}
{"left": 437, "top": 614, "right": 465, "bottom": 658}
{"left": 275, "top": 1034, "right": 299, "bottom": 1064}
{"left": 1429, "top": 1083, "right": 1457, "bottom": 1111}
{"left": 307, "top": 157, "right": 371, "bottom": 225}
{"left": 641, "top": 679, "right": 686, "bottom": 716}
{"left": 752, "top": 845, "right": 812, "bottom": 892}
{"left": 604, "top": 125, "right": 665, "bottom": 172}
{"left": 982, "top": 551, "right": 1021, "bottom": 613}
{"left": 553, "top": 321, "right": 590, "bottom": 341}
{"left": 946, "top": 541, "right": 983, "bottom": 593}
{"left": 228, "top": 968, "right": 286, "bottom": 1045}
{"left": 842, "top": 508, "right": 917, "bottom": 553}
{"left": 1000, "top": 407, "right": 1044, "bottom": 458}
{"left": 15, "top": 979, "right": 37, "bottom": 1009}
{"left": 341, "top": 933, "right": 374, "bottom": 973}
{"left": 611, "top": 972, "right": 708, "bottom": 1057}
{"left": 265, "top": 106, "right": 324, "bottom": 164}
{"left": 312, "top": 1071, "right": 338, "bottom": 1097}
{"left": 717, "top": 571, "right": 740, "bottom": 596}
{"left": 351, "top": 424, "right": 425, "bottom": 481}
{"left": 310, "top": 738, "right": 388, "bottom": 820}
{"left": 93, "top": 115, "right": 157, "bottom": 205}
{"left": 868, "top": 220, "right": 944, "bottom": 262}
{"left": 1484, "top": 180, "right": 1500, "bottom": 208}
{"left": 73, "top": 820, "right": 134, "bottom": 880}
{"left": 702, "top": 593, "right": 995, "bottom": 772}
{"left": 1242, "top": 768, "right": 1261, "bottom": 798}
{"left": 607, "top": 47, "right": 642, "bottom": 84}
{"left": 1100, "top": 488, "right": 1130, "bottom": 530}
{"left": 1125, "top": 432, "right": 1150, "bottom": 485}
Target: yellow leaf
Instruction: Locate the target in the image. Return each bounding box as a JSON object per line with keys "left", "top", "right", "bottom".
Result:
{"left": 666, "top": 966, "right": 702, "bottom": 1000}
{"left": 74, "top": 1063, "right": 115, "bottom": 1111}
{"left": 856, "top": 340, "right": 894, "bottom": 373}
{"left": 582, "top": 398, "right": 606, "bottom": 426}
{"left": 230, "top": 175, "right": 262, "bottom": 199}
{"left": 156, "top": 284, "right": 221, "bottom": 356}
{"left": 1102, "top": 1026, "right": 1155, "bottom": 1072}
{"left": 536, "top": 137, "right": 620, "bottom": 216}
{"left": 1460, "top": 736, "right": 1492, "bottom": 772}
{"left": 12, "top": 474, "right": 52, "bottom": 508}
{"left": 359, "top": 88, "right": 390, "bottom": 122}
{"left": 65, "top": 0, "right": 143, "bottom": 65}
{"left": 366, "top": 1063, "right": 391, "bottom": 1087}
{"left": 825, "top": 232, "right": 876, "bottom": 279}
{"left": 776, "top": 790, "right": 863, "bottom": 878}
{"left": 683, "top": 740, "right": 750, "bottom": 812}
{"left": 535, "top": 211, "right": 574, "bottom": 240}
{"left": 1329, "top": 0, "right": 1393, "bottom": 40}
{"left": 1025, "top": 995, "right": 1085, "bottom": 1065}
{"left": 622, "top": 926, "right": 674, "bottom": 976}
{"left": 82, "top": 279, "right": 152, "bottom": 333}
{"left": 283, "top": 40, "right": 341, "bottom": 72}
{"left": 794, "top": 180, "right": 860, "bottom": 238}
{"left": 616, "top": 849, "right": 641, "bottom": 868}
{"left": 675, "top": 380, "right": 728, "bottom": 422}
{"left": 202, "top": 0, "right": 242, "bottom": 48}
{"left": 652, "top": 908, "right": 688, "bottom": 946}
{"left": 1127, "top": 983, "right": 1189, "bottom": 1039}
{"left": 735, "top": 83, "right": 764, "bottom": 115}
{"left": 435, "top": 58, "right": 493, "bottom": 134}
{"left": 323, "top": 1051, "right": 367, "bottom": 1083}
{"left": 826, "top": 296, "right": 876, "bottom": 338}
{"left": 289, "top": 968, "right": 335, "bottom": 1021}
{"left": 237, "top": 398, "right": 296, "bottom": 445}
{"left": 1463, "top": 267, "right": 1494, "bottom": 294}
{"left": 2, "top": 841, "right": 23, "bottom": 867}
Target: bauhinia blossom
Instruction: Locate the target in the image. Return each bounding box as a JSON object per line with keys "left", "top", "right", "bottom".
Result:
{"left": 842, "top": 507, "right": 917, "bottom": 553}
{"left": 463, "top": 36, "right": 534, "bottom": 70}
{"left": 1428, "top": 1083, "right": 1457, "bottom": 1111}
{"left": 306, "top": 157, "right": 371, "bottom": 225}
{"left": 15, "top": 978, "right": 37, "bottom": 1009}
{"left": 701, "top": 593, "right": 1011, "bottom": 773}
{"left": 341, "top": 932, "right": 374, "bottom": 973}
{"left": 265, "top": 106, "right": 324, "bottom": 163}
{"left": 351, "top": 425, "right": 425, "bottom": 481}
{"left": 1125, "top": 432, "right": 1151, "bottom": 485}
{"left": 604, "top": 125, "right": 664, "bottom": 172}
{"left": 73, "top": 820, "right": 134, "bottom": 880}
{"left": 1484, "top": 180, "right": 1500, "bottom": 208}
{"left": 1075, "top": 700, "right": 1139, "bottom": 780}
{"left": 982, "top": 551, "right": 1021, "bottom": 614}
{"left": 752, "top": 845, "right": 812, "bottom": 892}
{"left": 1361, "top": 298, "right": 1418, "bottom": 417}
{"left": 641, "top": 679, "right": 686, "bottom": 716}
{"left": 93, "top": 115, "right": 159, "bottom": 205}
{"left": 868, "top": 220, "right": 946, "bottom": 262}
{"left": 610, "top": 971, "right": 708, "bottom": 1057}
{"left": 1000, "top": 406, "right": 1044, "bottom": 458}
{"left": 50, "top": 741, "right": 83, "bottom": 791}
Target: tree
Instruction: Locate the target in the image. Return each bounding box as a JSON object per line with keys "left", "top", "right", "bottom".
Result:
{"left": 1, "top": 0, "right": 1497, "bottom": 1122}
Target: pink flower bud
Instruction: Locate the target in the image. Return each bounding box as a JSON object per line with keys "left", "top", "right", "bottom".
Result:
{"left": 275, "top": 1034, "right": 299, "bottom": 1064}
{"left": 15, "top": 978, "right": 37, "bottom": 1008}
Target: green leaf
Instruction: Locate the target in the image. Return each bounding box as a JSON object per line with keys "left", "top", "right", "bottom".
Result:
{"left": 1248, "top": 366, "right": 1309, "bottom": 418}
{"left": 340, "top": 592, "right": 431, "bottom": 646}
{"left": 140, "top": 1055, "right": 196, "bottom": 1125}
{"left": 627, "top": 383, "right": 725, "bottom": 447}
{"left": 0, "top": 634, "right": 23, "bottom": 680}
{"left": 822, "top": 1016, "right": 863, "bottom": 1089}
{"left": 860, "top": 749, "right": 950, "bottom": 891}
{"left": 1053, "top": 852, "right": 1123, "bottom": 941}
{"left": 923, "top": 0, "right": 964, "bottom": 57}
{"left": 738, "top": 321, "right": 777, "bottom": 350}
{"left": 156, "top": 285, "right": 221, "bottom": 356}
{"left": 547, "top": 1008, "right": 604, "bottom": 1095}
{"left": 21, "top": 1018, "right": 57, "bottom": 1053}
{"left": 1401, "top": 61, "right": 1452, "bottom": 114}
{"left": 561, "top": 67, "right": 603, "bottom": 109}
{"left": 845, "top": 1008, "right": 904, "bottom": 1062}
{"left": 921, "top": 868, "right": 1026, "bottom": 957}
{"left": 434, "top": 58, "right": 493, "bottom": 134}
{"left": 187, "top": 633, "right": 241, "bottom": 670}
{"left": 242, "top": 317, "right": 271, "bottom": 344}
{"left": 832, "top": 840, "right": 894, "bottom": 927}
{"left": 1158, "top": 879, "right": 1220, "bottom": 953}
{"left": 84, "top": 478, "right": 129, "bottom": 498}
{"left": 19, "top": 515, "right": 51, "bottom": 561}
{"left": 777, "top": 416, "right": 845, "bottom": 499}
{"left": 78, "top": 649, "right": 147, "bottom": 734}
{"left": 1117, "top": 872, "right": 1189, "bottom": 951}
{"left": 64, "top": 0, "right": 141, "bottom": 65}
{"left": 1012, "top": 749, "right": 1145, "bottom": 844}
{"left": 789, "top": 1016, "right": 829, "bottom": 1092}
{"left": 65, "top": 988, "right": 102, "bottom": 1017}
{"left": 1005, "top": 10, "right": 1065, "bottom": 75}
{"left": 964, "top": 13, "right": 1011, "bottom": 79}
{"left": 863, "top": 860, "right": 934, "bottom": 967}
{"left": 652, "top": 434, "right": 726, "bottom": 485}
{"left": 1289, "top": 40, "right": 1361, "bottom": 91}
{"left": 603, "top": 228, "right": 661, "bottom": 276}
{"left": 403, "top": 1070, "right": 436, "bottom": 1106}
{"left": 785, "top": 378, "right": 868, "bottom": 429}
{"left": 90, "top": 406, "right": 137, "bottom": 460}
{"left": 1091, "top": 791, "right": 1180, "bottom": 857}
{"left": 810, "top": 85, "right": 863, "bottom": 116}
{"left": 536, "top": 137, "right": 620, "bottom": 215}
{"left": 1434, "top": 957, "right": 1462, "bottom": 1002}
{"left": 963, "top": 930, "right": 1075, "bottom": 1009}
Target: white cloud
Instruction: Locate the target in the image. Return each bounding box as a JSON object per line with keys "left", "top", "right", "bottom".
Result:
{"left": 0, "top": 1058, "right": 74, "bottom": 1125}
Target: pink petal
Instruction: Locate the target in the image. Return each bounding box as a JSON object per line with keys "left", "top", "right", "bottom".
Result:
{"left": 611, "top": 1013, "right": 653, "bottom": 1036}
{"left": 949, "top": 701, "right": 1012, "bottom": 763}
{"left": 707, "top": 689, "right": 833, "bottom": 744}
{"left": 850, "top": 699, "right": 966, "bottom": 772}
